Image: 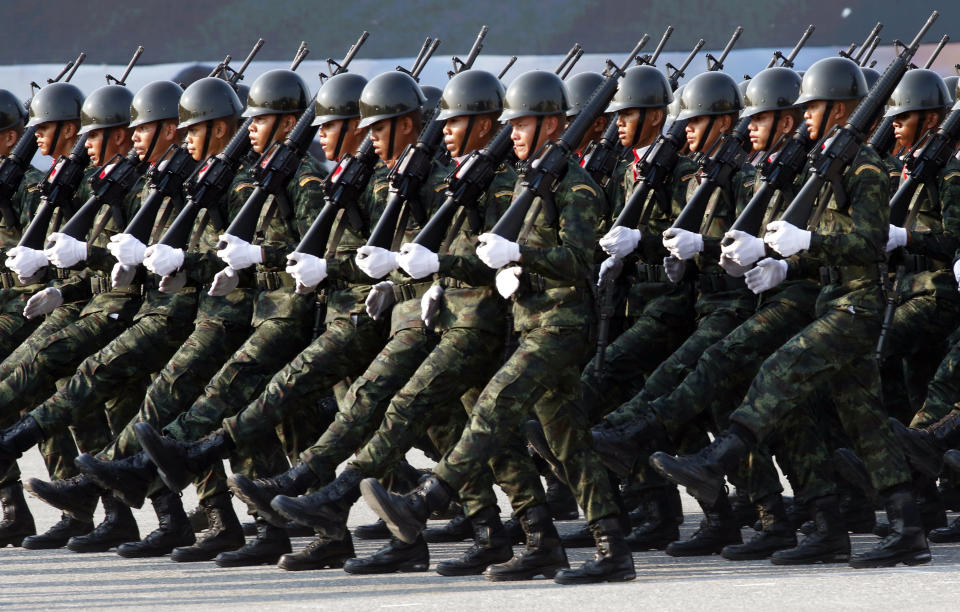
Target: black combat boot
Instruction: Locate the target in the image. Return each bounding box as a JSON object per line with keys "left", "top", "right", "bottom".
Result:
{"left": 278, "top": 531, "right": 356, "bottom": 571}
{"left": 117, "top": 489, "right": 195, "bottom": 558}
{"left": 503, "top": 516, "right": 524, "bottom": 545}
{"left": 67, "top": 495, "right": 140, "bottom": 553}
{"left": 75, "top": 451, "right": 156, "bottom": 508}
{"left": 771, "top": 496, "right": 850, "bottom": 565}
{"left": 436, "top": 506, "right": 514, "bottom": 576}
{"left": 721, "top": 494, "right": 796, "bottom": 560}
{"left": 135, "top": 424, "right": 235, "bottom": 493}
{"left": 650, "top": 428, "right": 749, "bottom": 505}
{"left": 271, "top": 469, "right": 364, "bottom": 540}
{"left": 730, "top": 489, "right": 760, "bottom": 528}
{"left": 943, "top": 448, "right": 960, "bottom": 473}
{"left": 484, "top": 505, "right": 569, "bottom": 581}
{"left": 228, "top": 462, "right": 321, "bottom": 528}
{"left": 353, "top": 519, "right": 391, "bottom": 540}
{"left": 22, "top": 514, "right": 94, "bottom": 549}
{"left": 891, "top": 414, "right": 960, "bottom": 478}
{"left": 849, "top": 486, "right": 932, "bottom": 568}
{"left": 592, "top": 410, "right": 672, "bottom": 477}
{"left": 24, "top": 474, "right": 102, "bottom": 520}
{"left": 938, "top": 469, "right": 960, "bottom": 511}
{"left": 626, "top": 485, "right": 684, "bottom": 551}
{"left": 214, "top": 518, "right": 291, "bottom": 567}
{"left": 343, "top": 535, "right": 430, "bottom": 574}
{"left": 170, "top": 492, "right": 244, "bottom": 562}
{"left": 0, "top": 417, "right": 44, "bottom": 475}
{"left": 359, "top": 474, "right": 453, "bottom": 544}
{"left": 554, "top": 517, "right": 636, "bottom": 584}
{"left": 665, "top": 494, "right": 741, "bottom": 557}
{"left": 188, "top": 505, "right": 208, "bottom": 532}
{"left": 545, "top": 473, "right": 580, "bottom": 521}
{"left": 423, "top": 513, "right": 473, "bottom": 543}
{"left": 0, "top": 481, "right": 35, "bottom": 547}
{"left": 559, "top": 523, "right": 594, "bottom": 548}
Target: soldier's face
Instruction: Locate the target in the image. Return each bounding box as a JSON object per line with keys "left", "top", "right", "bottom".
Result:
{"left": 508, "top": 115, "right": 550, "bottom": 160}
{"left": 318, "top": 119, "right": 345, "bottom": 161}
{"left": 803, "top": 100, "right": 828, "bottom": 140}
{"left": 84, "top": 128, "right": 108, "bottom": 165}
{"left": 616, "top": 109, "right": 640, "bottom": 147}
{"left": 185, "top": 124, "right": 208, "bottom": 161}
{"left": 132, "top": 123, "right": 158, "bottom": 161}
{"left": 748, "top": 111, "right": 775, "bottom": 152}
{"left": 34, "top": 122, "right": 57, "bottom": 156}
{"left": 892, "top": 111, "right": 920, "bottom": 149}
{"left": 248, "top": 114, "right": 278, "bottom": 154}
{"left": 685, "top": 115, "right": 719, "bottom": 152}
{"left": 443, "top": 115, "right": 477, "bottom": 156}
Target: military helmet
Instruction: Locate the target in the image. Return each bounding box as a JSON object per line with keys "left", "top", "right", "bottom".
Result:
{"left": 861, "top": 68, "right": 881, "bottom": 91}
{"left": 606, "top": 65, "right": 673, "bottom": 114}
{"left": 565, "top": 71, "right": 605, "bottom": 117}
{"left": 883, "top": 69, "right": 950, "bottom": 118}
{"left": 242, "top": 69, "right": 311, "bottom": 118}
{"left": 0, "top": 89, "right": 27, "bottom": 132}
{"left": 79, "top": 85, "right": 134, "bottom": 135}
{"left": 499, "top": 70, "right": 569, "bottom": 122}
{"left": 738, "top": 79, "right": 751, "bottom": 99}
{"left": 436, "top": 70, "right": 505, "bottom": 121}
{"left": 358, "top": 71, "right": 427, "bottom": 130}
{"left": 676, "top": 71, "right": 743, "bottom": 121}
{"left": 177, "top": 77, "right": 244, "bottom": 130}
{"left": 129, "top": 80, "right": 183, "bottom": 129}
{"left": 741, "top": 67, "right": 802, "bottom": 118}
{"left": 667, "top": 84, "right": 685, "bottom": 120}
{"left": 944, "top": 76, "right": 958, "bottom": 105}
{"left": 795, "top": 57, "right": 868, "bottom": 105}
{"left": 26, "top": 82, "right": 84, "bottom": 128}
{"left": 312, "top": 72, "right": 367, "bottom": 126}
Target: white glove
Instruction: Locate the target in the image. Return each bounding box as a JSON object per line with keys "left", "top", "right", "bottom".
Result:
{"left": 23, "top": 287, "right": 63, "bottom": 319}
{"left": 599, "top": 226, "right": 642, "bottom": 258}
{"left": 355, "top": 245, "right": 400, "bottom": 279}
{"left": 365, "top": 280, "right": 396, "bottom": 319}
{"left": 954, "top": 259, "right": 960, "bottom": 287}
{"left": 217, "top": 234, "right": 262, "bottom": 270}
{"left": 108, "top": 233, "right": 147, "bottom": 266}
{"left": 397, "top": 242, "right": 440, "bottom": 279}
{"left": 111, "top": 263, "right": 136, "bottom": 289}
{"left": 43, "top": 232, "right": 88, "bottom": 268}
{"left": 285, "top": 251, "right": 327, "bottom": 291}
{"left": 763, "top": 220, "right": 811, "bottom": 257}
{"left": 476, "top": 232, "right": 521, "bottom": 269}
{"left": 719, "top": 253, "right": 749, "bottom": 278}
{"left": 159, "top": 271, "right": 187, "bottom": 294}
{"left": 721, "top": 230, "right": 767, "bottom": 266}
{"left": 664, "top": 256, "right": 686, "bottom": 283}
{"left": 662, "top": 228, "right": 704, "bottom": 261}
{"left": 208, "top": 267, "right": 239, "bottom": 297}
{"left": 5, "top": 246, "right": 49, "bottom": 279}
{"left": 886, "top": 225, "right": 908, "bottom": 253}
{"left": 143, "top": 244, "right": 185, "bottom": 277}
{"left": 598, "top": 256, "right": 623, "bottom": 287}
{"left": 495, "top": 266, "right": 522, "bottom": 298}
{"left": 420, "top": 284, "right": 444, "bottom": 326}
{"left": 745, "top": 257, "right": 788, "bottom": 294}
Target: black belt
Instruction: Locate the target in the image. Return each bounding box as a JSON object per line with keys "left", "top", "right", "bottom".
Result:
{"left": 634, "top": 263, "right": 670, "bottom": 284}
{"left": 819, "top": 264, "right": 881, "bottom": 286}
{"left": 256, "top": 270, "right": 294, "bottom": 292}
{"left": 696, "top": 272, "right": 746, "bottom": 294}
{"left": 391, "top": 280, "right": 433, "bottom": 302}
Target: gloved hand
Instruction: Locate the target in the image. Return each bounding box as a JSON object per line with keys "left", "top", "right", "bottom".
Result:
{"left": 719, "top": 253, "right": 749, "bottom": 278}
{"left": 217, "top": 234, "right": 262, "bottom": 270}
{"left": 721, "top": 230, "right": 767, "bottom": 266}
{"left": 886, "top": 225, "right": 908, "bottom": 253}
{"left": 397, "top": 242, "right": 439, "bottom": 279}
{"left": 159, "top": 271, "right": 187, "bottom": 294}
{"left": 745, "top": 257, "right": 788, "bottom": 294}
{"left": 44, "top": 232, "right": 88, "bottom": 268}
{"left": 420, "top": 284, "right": 444, "bottom": 326}
{"left": 208, "top": 267, "right": 239, "bottom": 297}
{"left": 285, "top": 251, "right": 327, "bottom": 290}
{"left": 599, "top": 226, "right": 642, "bottom": 258}
{"left": 597, "top": 256, "right": 623, "bottom": 287}
{"left": 663, "top": 256, "right": 685, "bottom": 283}
{"left": 143, "top": 244, "right": 184, "bottom": 276}
{"left": 495, "top": 266, "right": 522, "bottom": 298}
{"left": 763, "top": 220, "right": 811, "bottom": 257}
{"left": 476, "top": 232, "right": 521, "bottom": 269}
{"left": 5, "top": 246, "right": 49, "bottom": 279}
{"left": 662, "top": 228, "right": 704, "bottom": 261}
{"left": 111, "top": 262, "right": 136, "bottom": 289}
{"left": 23, "top": 287, "right": 63, "bottom": 319}
{"left": 365, "top": 280, "right": 395, "bottom": 319}
{"left": 107, "top": 233, "right": 147, "bottom": 266}
{"left": 355, "top": 245, "right": 400, "bottom": 279}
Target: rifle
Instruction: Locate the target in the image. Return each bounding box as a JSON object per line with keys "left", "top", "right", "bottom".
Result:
{"left": 840, "top": 22, "right": 882, "bottom": 63}
{"left": 560, "top": 46, "right": 585, "bottom": 79}
{"left": 498, "top": 56, "right": 518, "bottom": 80}
{"left": 17, "top": 134, "right": 90, "bottom": 250}
{"left": 666, "top": 39, "right": 704, "bottom": 92}
{"left": 780, "top": 11, "right": 939, "bottom": 230}
{"left": 638, "top": 26, "right": 673, "bottom": 66}
{"left": 860, "top": 35, "right": 882, "bottom": 68}
{"left": 769, "top": 24, "right": 815, "bottom": 69}
{"left": 706, "top": 26, "right": 743, "bottom": 72}
{"left": 921, "top": 34, "right": 950, "bottom": 69}
{"left": 221, "top": 38, "right": 264, "bottom": 92}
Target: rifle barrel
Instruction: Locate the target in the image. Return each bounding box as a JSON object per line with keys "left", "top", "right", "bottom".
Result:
{"left": 923, "top": 34, "right": 950, "bottom": 69}
{"left": 648, "top": 26, "right": 673, "bottom": 66}
{"left": 64, "top": 53, "right": 86, "bottom": 82}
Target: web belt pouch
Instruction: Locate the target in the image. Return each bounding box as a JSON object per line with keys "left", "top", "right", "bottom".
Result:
{"left": 696, "top": 271, "right": 746, "bottom": 294}
{"left": 53, "top": 267, "right": 71, "bottom": 280}
{"left": 819, "top": 264, "right": 879, "bottom": 286}
{"left": 391, "top": 279, "right": 433, "bottom": 302}
{"left": 256, "top": 270, "right": 295, "bottom": 292}
{"left": 0, "top": 271, "right": 15, "bottom": 289}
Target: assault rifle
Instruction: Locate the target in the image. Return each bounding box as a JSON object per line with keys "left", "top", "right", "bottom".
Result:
{"left": 769, "top": 24, "right": 815, "bottom": 69}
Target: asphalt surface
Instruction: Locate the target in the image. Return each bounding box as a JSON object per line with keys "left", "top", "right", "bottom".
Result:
{"left": 5, "top": 447, "right": 960, "bottom": 611}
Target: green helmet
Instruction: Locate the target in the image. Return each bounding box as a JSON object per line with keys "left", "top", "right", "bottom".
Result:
{"left": 861, "top": 68, "right": 881, "bottom": 91}
{"left": 883, "top": 69, "right": 950, "bottom": 118}
{"left": 312, "top": 73, "right": 367, "bottom": 126}
{"left": 676, "top": 71, "right": 743, "bottom": 121}
{"left": 242, "top": 69, "right": 310, "bottom": 118}
{"left": 606, "top": 65, "right": 672, "bottom": 113}
{"left": 741, "top": 67, "right": 802, "bottom": 118}
{"left": 129, "top": 80, "right": 183, "bottom": 129}
{"left": 79, "top": 85, "right": 134, "bottom": 135}
{"left": 565, "top": 71, "right": 605, "bottom": 117}
{"left": 944, "top": 76, "right": 958, "bottom": 105}
{"left": 795, "top": 57, "right": 868, "bottom": 105}
{"left": 358, "top": 71, "right": 426, "bottom": 130}
{"left": 436, "top": 70, "right": 505, "bottom": 121}
{"left": 499, "top": 70, "right": 569, "bottom": 122}
{"left": 177, "top": 77, "right": 244, "bottom": 130}
{"left": 0, "top": 89, "right": 27, "bottom": 132}
{"left": 667, "top": 84, "right": 685, "bottom": 120}
{"left": 26, "top": 82, "right": 84, "bottom": 128}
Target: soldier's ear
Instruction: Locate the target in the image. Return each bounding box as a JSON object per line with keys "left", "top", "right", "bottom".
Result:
{"left": 717, "top": 113, "right": 733, "bottom": 133}
{"left": 61, "top": 121, "right": 79, "bottom": 141}
{"left": 780, "top": 114, "right": 796, "bottom": 136}
{"left": 543, "top": 114, "right": 561, "bottom": 139}
{"left": 476, "top": 115, "right": 494, "bottom": 139}
{"left": 280, "top": 114, "right": 298, "bottom": 133}
{"left": 397, "top": 115, "right": 415, "bottom": 136}
{"left": 648, "top": 108, "right": 665, "bottom": 128}
{"left": 0, "top": 128, "right": 16, "bottom": 149}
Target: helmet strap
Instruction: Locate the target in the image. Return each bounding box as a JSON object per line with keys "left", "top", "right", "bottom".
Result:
{"left": 264, "top": 114, "right": 281, "bottom": 149}
{"left": 142, "top": 123, "right": 160, "bottom": 163}
{"left": 530, "top": 116, "right": 545, "bottom": 156}
{"left": 98, "top": 127, "right": 111, "bottom": 166}
{"left": 629, "top": 108, "right": 648, "bottom": 148}
{"left": 456, "top": 115, "right": 476, "bottom": 157}
{"left": 695, "top": 115, "right": 717, "bottom": 154}
{"left": 816, "top": 101, "right": 834, "bottom": 144}
{"left": 332, "top": 119, "right": 349, "bottom": 161}
{"left": 50, "top": 121, "right": 63, "bottom": 157}
{"left": 764, "top": 110, "right": 782, "bottom": 152}
{"left": 200, "top": 120, "right": 213, "bottom": 160}
{"left": 386, "top": 116, "right": 398, "bottom": 161}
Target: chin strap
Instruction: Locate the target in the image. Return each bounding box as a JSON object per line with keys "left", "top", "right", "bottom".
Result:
{"left": 456, "top": 115, "right": 477, "bottom": 158}
{"left": 50, "top": 121, "right": 64, "bottom": 157}
{"left": 142, "top": 124, "right": 160, "bottom": 163}
{"left": 98, "top": 127, "right": 111, "bottom": 165}
{"left": 763, "top": 110, "right": 783, "bottom": 153}
{"left": 694, "top": 115, "right": 717, "bottom": 154}
{"left": 386, "top": 116, "right": 399, "bottom": 161}
{"left": 815, "top": 101, "right": 834, "bottom": 144}
{"left": 530, "top": 116, "right": 545, "bottom": 157}
{"left": 332, "top": 119, "right": 349, "bottom": 161}
{"left": 199, "top": 120, "right": 213, "bottom": 160}
{"left": 629, "top": 109, "right": 648, "bottom": 148}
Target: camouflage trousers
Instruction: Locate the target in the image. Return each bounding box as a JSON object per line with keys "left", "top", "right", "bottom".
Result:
{"left": 730, "top": 306, "right": 912, "bottom": 494}
{"left": 912, "top": 326, "right": 960, "bottom": 429}
{"left": 0, "top": 284, "right": 45, "bottom": 357}
{"left": 433, "top": 325, "right": 620, "bottom": 523}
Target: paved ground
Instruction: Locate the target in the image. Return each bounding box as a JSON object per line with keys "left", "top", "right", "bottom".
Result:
{"left": 5, "top": 447, "right": 960, "bottom": 610}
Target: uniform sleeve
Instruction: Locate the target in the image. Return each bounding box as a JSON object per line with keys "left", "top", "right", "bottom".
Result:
{"left": 518, "top": 181, "right": 598, "bottom": 283}
{"left": 260, "top": 169, "right": 326, "bottom": 269}
{"left": 906, "top": 169, "right": 960, "bottom": 261}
